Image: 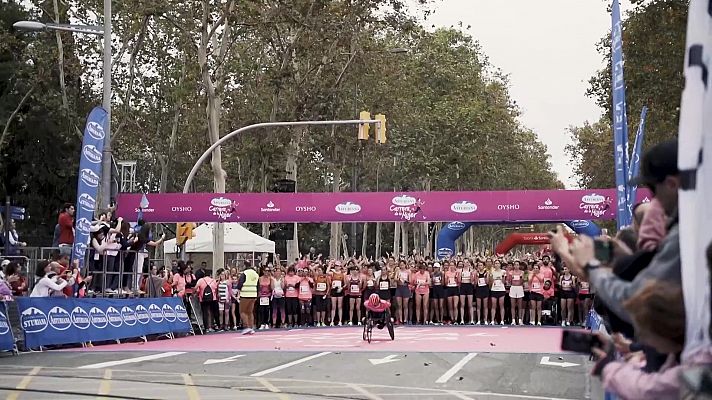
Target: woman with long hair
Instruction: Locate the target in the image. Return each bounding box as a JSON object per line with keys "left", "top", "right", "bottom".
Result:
{"left": 394, "top": 260, "right": 412, "bottom": 324}
{"left": 459, "top": 259, "right": 475, "bottom": 325}
{"left": 529, "top": 265, "right": 545, "bottom": 326}
{"left": 559, "top": 265, "right": 577, "bottom": 326}
{"left": 413, "top": 262, "right": 431, "bottom": 325}
{"left": 329, "top": 262, "right": 346, "bottom": 326}
{"left": 507, "top": 260, "right": 526, "bottom": 325}
{"left": 489, "top": 260, "right": 507, "bottom": 325}
{"left": 444, "top": 261, "right": 460, "bottom": 324}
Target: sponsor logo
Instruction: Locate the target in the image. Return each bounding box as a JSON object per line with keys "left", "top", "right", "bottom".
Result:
{"left": 537, "top": 198, "right": 560, "bottom": 211}
{"left": 73, "top": 243, "right": 88, "bottom": 260}
{"left": 171, "top": 206, "right": 192, "bottom": 212}
{"left": 570, "top": 220, "right": 590, "bottom": 229}
{"left": 0, "top": 311, "right": 10, "bottom": 335}
{"left": 295, "top": 206, "right": 317, "bottom": 212}
{"left": 121, "top": 306, "right": 137, "bottom": 326}
{"left": 641, "top": 197, "right": 650, "bottom": 203}
{"left": 20, "top": 307, "right": 48, "bottom": 333}
{"left": 71, "top": 307, "right": 90, "bottom": 330}
{"left": 162, "top": 304, "right": 177, "bottom": 322}
{"left": 497, "top": 204, "right": 520, "bottom": 211}
{"left": 80, "top": 168, "right": 100, "bottom": 188}
{"left": 76, "top": 218, "right": 92, "bottom": 235}
{"left": 82, "top": 145, "right": 103, "bottom": 164}
{"left": 447, "top": 221, "right": 466, "bottom": 230}
{"left": 580, "top": 193, "right": 612, "bottom": 218}
{"left": 175, "top": 305, "right": 189, "bottom": 323}
{"left": 148, "top": 303, "right": 164, "bottom": 323}
{"left": 390, "top": 196, "right": 423, "bottom": 221}
{"left": 134, "top": 207, "right": 155, "bottom": 213}
{"left": 78, "top": 193, "right": 96, "bottom": 212}
{"left": 135, "top": 305, "right": 150, "bottom": 325}
{"left": 209, "top": 197, "right": 238, "bottom": 221}
{"left": 450, "top": 201, "right": 477, "bottom": 214}
{"left": 48, "top": 306, "right": 72, "bottom": 331}
{"left": 260, "top": 201, "right": 280, "bottom": 212}
{"left": 86, "top": 121, "right": 105, "bottom": 140}
{"left": 89, "top": 307, "right": 108, "bottom": 329}
{"left": 106, "top": 307, "right": 123, "bottom": 328}
{"left": 437, "top": 248, "right": 454, "bottom": 258}
{"left": 335, "top": 202, "right": 361, "bottom": 215}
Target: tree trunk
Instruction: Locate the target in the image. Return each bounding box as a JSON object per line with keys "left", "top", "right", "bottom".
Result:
{"left": 400, "top": 222, "right": 409, "bottom": 257}
{"left": 286, "top": 136, "right": 299, "bottom": 262}
{"left": 393, "top": 222, "right": 400, "bottom": 257}
{"left": 361, "top": 222, "right": 368, "bottom": 258}
{"left": 261, "top": 158, "right": 269, "bottom": 238}
{"left": 375, "top": 222, "right": 382, "bottom": 259}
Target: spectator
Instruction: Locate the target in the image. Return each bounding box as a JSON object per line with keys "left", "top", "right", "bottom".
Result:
{"left": 4, "top": 261, "right": 27, "bottom": 297}
{"left": 195, "top": 261, "right": 207, "bottom": 280}
{"left": 4, "top": 219, "right": 26, "bottom": 256}
{"left": 57, "top": 203, "right": 75, "bottom": 255}
{"left": 236, "top": 261, "right": 259, "bottom": 334}
{"left": 30, "top": 260, "right": 75, "bottom": 297}
{"left": 196, "top": 270, "right": 218, "bottom": 332}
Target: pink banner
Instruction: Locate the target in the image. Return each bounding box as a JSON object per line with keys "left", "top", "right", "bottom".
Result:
{"left": 115, "top": 189, "right": 652, "bottom": 223}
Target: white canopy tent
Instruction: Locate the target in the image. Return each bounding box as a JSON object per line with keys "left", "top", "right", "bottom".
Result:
{"left": 163, "top": 223, "right": 275, "bottom": 268}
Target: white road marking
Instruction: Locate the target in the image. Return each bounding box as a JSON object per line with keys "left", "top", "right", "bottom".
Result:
{"left": 448, "top": 391, "right": 475, "bottom": 400}
{"left": 204, "top": 354, "right": 246, "bottom": 365}
{"left": 539, "top": 356, "right": 579, "bottom": 368}
{"left": 303, "top": 344, "right": 356, "bottom": 347}
{"left": 250, "top": 352, "right": 331, "bottom": 377}
{"left": 435, "top": 353, "right": 478, "bottom": 383}
{"left": 348, "top": 383, "right": 384, "bottom": 400}
{"left": 78, "top": 351, "right": 186, "bottom": 369}
{"left": 368, "top": 355, "right": 400, "bottom": 365}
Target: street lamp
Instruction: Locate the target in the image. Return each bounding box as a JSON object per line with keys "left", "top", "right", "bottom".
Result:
{"left": 13, "top": 0, "right": 113, "bottom": 210}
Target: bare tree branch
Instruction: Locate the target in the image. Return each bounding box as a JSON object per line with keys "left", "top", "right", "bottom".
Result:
{"left": 0, "top": 85, "right": 35, "bottom": 150}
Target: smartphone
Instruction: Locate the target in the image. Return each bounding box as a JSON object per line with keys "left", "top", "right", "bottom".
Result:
{"left": 594, "top": 239, "right": 614, "bottom": 263}
{"left": 561, "top": 330, "right": 603, "bottom": 354}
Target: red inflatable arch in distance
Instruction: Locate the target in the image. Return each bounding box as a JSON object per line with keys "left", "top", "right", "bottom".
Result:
{"left": 494, "top": 232, "right": 573, "bottom": 255}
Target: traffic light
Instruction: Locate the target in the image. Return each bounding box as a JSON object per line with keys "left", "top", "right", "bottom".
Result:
{"left": 375, "top": 114, "right": 387, "bottom": 144}
{"left": 358, "top": 111, "right": 371, "bottom": 140}
{"left": 176, "top": 223, "right": 194, "bottom": 246}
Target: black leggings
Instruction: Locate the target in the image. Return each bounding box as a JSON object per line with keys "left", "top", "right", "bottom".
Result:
{"left": 258, "top": 304, "right": 271, "bottom": 326}
{"left": 201, "top": 300, "right": 219, "bottom": 330}
{"left": 286, "top": 297, "right": 300, "bottom": 316}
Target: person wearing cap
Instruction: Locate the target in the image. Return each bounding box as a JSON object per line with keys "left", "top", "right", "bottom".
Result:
{"left": 553, "top": 139, "right": 681, "bottom": 326}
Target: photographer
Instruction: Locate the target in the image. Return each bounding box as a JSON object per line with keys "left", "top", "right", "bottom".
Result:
{"left": 30, "top": 260, "right": 76, "bottom": 297}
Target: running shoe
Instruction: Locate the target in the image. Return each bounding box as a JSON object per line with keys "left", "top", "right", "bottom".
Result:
{"left": 537, "top": 322, "right": 542, "bottom": 326}
{"left": 561, "top": 322, "right": 566, "bottom": 327}
{"left": 348, "top": 321, "right": 353, "bottom": 326}
{"left": 357, "top": 321, "right": 362, "bottom": 326}
{"left": 484, "top": 321, "right": 489, "bottom": 326}
{"left": 511, "top": 321, "right": 516, "bottom": 326}
{"left": 500, "top": 321, "right": 505, "bottom": 326}
{"left": 530, "top": 322, "right": 535, "bottom": 326}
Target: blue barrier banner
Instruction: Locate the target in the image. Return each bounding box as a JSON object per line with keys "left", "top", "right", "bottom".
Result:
{"left": 0, "top": 303, "right": 13, "bottom": 351}
{"left": 16, "top": 297, "right": 191, "bottom": 348}
{"left": 73, "top": 106, "right": 108, "bottom": 269}
{"left": 611, "top": 0, "right": 631, "bottom": 230}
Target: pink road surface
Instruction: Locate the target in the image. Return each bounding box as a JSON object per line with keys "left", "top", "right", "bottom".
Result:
{"left": 67, "top": 326, "right": 568, "bottom": 353}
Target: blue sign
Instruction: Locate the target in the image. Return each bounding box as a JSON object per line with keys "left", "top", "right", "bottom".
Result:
{"left": 0, "top": 303, "right": 14, "bottom": 351}
{"left": 72, "top": 107, "right": 108, "bottom": 268}
{"left": 0, "top": 206, "right": 26, "bottom": 220}
{"left": 611, "top": 0, "right": 631, "bottom": 230}
{"left": 626, "top": 106, "right": 648, "bottom": 218}
{"left": 16, "top": 297, "right": 191, "bottom": 348}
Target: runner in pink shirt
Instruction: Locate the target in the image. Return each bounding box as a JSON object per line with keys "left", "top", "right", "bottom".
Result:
{"left": 529, "top": 265, "right": 545, "bottom": 326}
{"left": 283, "top": 266, "right": 301, "bottom": 327}
{"left": 412, "top": 262, "right": 431, "bottom": 325}
{"left": 298, "top": 268, "right": 314, "bottom": 327}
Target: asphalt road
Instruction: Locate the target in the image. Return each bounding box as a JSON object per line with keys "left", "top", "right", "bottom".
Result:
{"left": 0, "top": 326, "right": 603, "bottom": 400}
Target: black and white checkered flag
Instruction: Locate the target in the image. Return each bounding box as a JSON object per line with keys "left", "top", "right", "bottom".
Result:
{"left": 679, "top": 0, "right": 712, "bottom": 361}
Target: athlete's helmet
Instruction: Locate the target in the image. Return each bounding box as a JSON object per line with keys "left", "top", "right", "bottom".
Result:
{"left": 369, "top": 293, "right": 381, "bottom": 307}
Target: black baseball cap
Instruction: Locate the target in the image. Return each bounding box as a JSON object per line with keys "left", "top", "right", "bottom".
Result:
{"left": 629, "top": 139, "right": 678, "bottom": 187}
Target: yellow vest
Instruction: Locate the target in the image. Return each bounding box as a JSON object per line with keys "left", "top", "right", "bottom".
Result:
{"left": 240, "top": 269, "right": 259, "bottom": 298}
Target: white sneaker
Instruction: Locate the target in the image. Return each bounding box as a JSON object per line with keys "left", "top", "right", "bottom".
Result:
{"left": 537, "top": 322, "right": 542, "bottom": 326}
{"left": 348, "top": 321, "right": 353, "bottom": 326}
{"left": 484, "top": 321, "right": 489, "bottom": 326}
{"left": 530, "top": 322, "right": 535, "bottom": 326}
{"left": 357, "top": 321, "right": 362, "bottom": 326}
{"left": 500, "top": 321, "right": 505, "bottom": 326}
{"left": 561, "top": 322, "right": 566, "bottom": 327}
{"left": 511, "top": 321, "right": 516, "bottom": 326}
{"left": 566, "top": 321, "right": 571, "bottom": 326}
{"left": 241, "top": 328, "right": 251, "bottom": 335}
{"left": 264, "top": 325, "right": 269, "bottom": 330}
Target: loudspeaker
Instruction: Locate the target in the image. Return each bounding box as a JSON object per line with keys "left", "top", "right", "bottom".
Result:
{"left": 273, "top": 179, "right": 296, "bottom": 193}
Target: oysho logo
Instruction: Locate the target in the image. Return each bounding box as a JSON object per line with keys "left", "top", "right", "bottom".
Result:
{"left": 162, "top": 304, "right": 177, "bottom": 322}
{"left": 135, "top": 305, "right": 150, "bottom": 325}
{"left": 0, "top": 311, "right": 10, "bottom": 335}
{"left": 80, "top": 168, "right": 100, "bottom": 188}
{"left": 450, "top": 201, "right": 477, "bottom": 214}
{"left": 447, "top": 221, "right": 466, "bottom": 230}
{"left": 21, "top": 307, "right": 48, "bottom": 333}
{"left": 78, "top": 193, "right": 96, "bottom": 212}
{"left": 48, "top": 306, "right": 71, "bottom": 331}
{"left": 335, "top": 202, "right": 361, "bottom": 215}
{"left": 148, "top": 303, "right": 164, "bottom": 323}
{"left": 537, "top": 198, "right": 560, "bottom": 210}
{"left": 497, "top": 204, "right": 520, "bottom": 211}
{"left": 175, "top": 305, "right": 189, "bottom": 322}
{"left": 209, "top": 197, "right": 238, "bottom": 221}
{"left": 295, "top": 206, "right": 317, "bottom": 212}
{"left": 392, "top": 195, "right": 416, "bottom": 207}
{"left": 89, "top": 307, "right": 109, "bottom": 329}
{"left": 121, "top": 306, "right": 137, "bottom": 326}
{"left": 86, "top": 121, "right": 105, "bottom": 140}
{"left": 260, "top": 201, "right": 280, "bottom": 212}
{"left": 83, "top": 145, "right": 103, "bottom": 164}
{"left": 76, "top": 218, "right": 92, "bottom": 235}
{"left": 106, "top": 307, "right": 123, "bottom": 328}
{"left": 71, "top": 306, "right": 90, "bottom": 329}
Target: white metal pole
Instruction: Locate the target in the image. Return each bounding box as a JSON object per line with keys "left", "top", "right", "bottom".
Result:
{"left": 100, "top": 0, "right": 112, "bottom": 209}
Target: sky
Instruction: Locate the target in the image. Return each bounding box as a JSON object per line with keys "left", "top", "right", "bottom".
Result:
{"left": 423, "top": 0, "right": 634, "bottom": 188}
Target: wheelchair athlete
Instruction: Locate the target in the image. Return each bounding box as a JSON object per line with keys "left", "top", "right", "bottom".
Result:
{"left": 363, "top": 293, "right": 393, "bottom": 329}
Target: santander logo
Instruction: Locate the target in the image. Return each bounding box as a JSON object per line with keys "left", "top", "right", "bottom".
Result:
{"left": 537, "top": 198, "right": 560, "bottom": 210}
{"left": 450, "top": 201, "right": 477, "bottom": 214}
{"left": 260, "top": 201, "right": 280, "bottom": 212}
{"left": 335, "top": 202, "right": 361, "bottom": 215}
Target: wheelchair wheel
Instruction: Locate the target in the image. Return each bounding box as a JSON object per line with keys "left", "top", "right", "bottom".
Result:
{"left": 387, "top": 320, "right": 394, "bottom": 340}
{"left": 366, "top": 320, "right": 373, "bottom": 343}
{"left": 362, "top": 321, "right": 369, "bottom": 341}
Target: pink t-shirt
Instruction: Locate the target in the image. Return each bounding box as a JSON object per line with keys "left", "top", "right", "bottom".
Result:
{"left": 298, "top": 277, "right": 314, "bottom": 300}
{"left": 529, "top": 273, "right": 545, "bottom": 294}
{"left": 364, "top": 299, "right": 391, "bottom": 313}
{"left": 413, "top": 271, "right": 430, "bottom": 295}
{"left": 444, "top": 271, "right": 458, "bottom": 287}
{"left": 284, "top": 275, "right": 301, "bottom": 298}
{"left": 540, "top": 265, "right": 556, "bottom": 297}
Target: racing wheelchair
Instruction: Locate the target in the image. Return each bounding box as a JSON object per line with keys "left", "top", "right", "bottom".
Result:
{"left": 362, "top": 309, "right": 395, "bottom": 343}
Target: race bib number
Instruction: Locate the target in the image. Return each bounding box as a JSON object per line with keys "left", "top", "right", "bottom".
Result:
{"left": 274, "top": 287, "right": 284, "bottom": 296}
{"left": 581, "top": 282, "right": 589, "bottom": 289}
{"left": 512, "top": 276, "right": 521, "bottom": 285}
{"left": 493, "top": 279, "right": 504, "bottom": 291}
{"left": 332, "top": 280, "right": 342, "bottom": 289}
{"left": 434, "top": 276, "right": 441, "bottom": 284}
{"left": 379, "top": 281, "right": 389, "bottom": 291}
{"left": 478, "top": 277, "right": 486, "bottom": 286}
{"left": 316, "top": 282, "right": 327, "bottom": 292}
{"left": 532, "top": 282, "right": 541, "bottom": 290}
{"left": 417, "top": 279, "right": 426, "bottom": 285}
{"left": 287, "top": 286, "right": 296, "bottom": 293}
{"left": 400, "top": 272, "right": 408, "bottom": 281}
{"left": 300, "top": 285, "right": 310, "bottom": 294}
{"left": 350, "top": 284, "right": 360, "bottom": 294}
{"left": 259, "top": 297, "right": 270, "bottom": 306}
{"left": 447, "top": 277, "right": 457, "bottom": 287}
{"left": 562, "top": 280, "right": 571, "bottom": 289}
